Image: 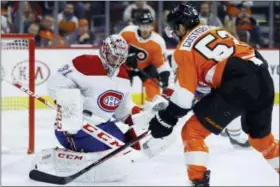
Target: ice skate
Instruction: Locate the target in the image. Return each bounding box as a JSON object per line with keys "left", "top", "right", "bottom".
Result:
{"left": 191, "top": 170, "right": 211, "bottom": 187}
{"left": 225, "top": 129, "right": 251, "bottom": 148}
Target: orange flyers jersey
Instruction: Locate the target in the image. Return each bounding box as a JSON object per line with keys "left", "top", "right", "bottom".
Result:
{"left": 170, "top": 24, "right": 255, "bottom": 109}
{"left": 120, "top": 25, "right": 169, "bottom": 73}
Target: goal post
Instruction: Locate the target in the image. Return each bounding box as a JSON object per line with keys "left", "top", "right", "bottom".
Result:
{"left": 1, "top": 34, "right": 35, "bottom": 154}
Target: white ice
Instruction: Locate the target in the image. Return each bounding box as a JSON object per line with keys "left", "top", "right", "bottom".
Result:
{"left": 1, "top": 106, "right": 279, "bottom": 186}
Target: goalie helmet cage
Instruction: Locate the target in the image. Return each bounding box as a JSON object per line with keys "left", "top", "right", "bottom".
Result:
{"left": 1, "top": 34, "right": 35, "bottom": 154}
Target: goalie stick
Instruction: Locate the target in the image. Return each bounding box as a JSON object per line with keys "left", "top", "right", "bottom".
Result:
{"left": 29, "top": 130, "right": 150, "bottom": 185}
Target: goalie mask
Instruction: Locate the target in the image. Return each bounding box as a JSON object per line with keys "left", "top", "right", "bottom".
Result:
{"left": 99, "top": 35, "right": 129, "bottom": 77}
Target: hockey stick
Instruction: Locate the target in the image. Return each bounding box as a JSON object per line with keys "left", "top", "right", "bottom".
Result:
{"left": 2, "top": 79, "right": 57, "bottom": 109}
{"left": 29, "top": 130, "right": 150, "bottom": 185}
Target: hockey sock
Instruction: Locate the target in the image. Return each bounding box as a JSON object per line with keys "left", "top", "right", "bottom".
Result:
{"left": 182, "top": 115, "right": 211, "bottom": 180}
{"left": 249, "top": 133, "right": 279, "bottom": 173}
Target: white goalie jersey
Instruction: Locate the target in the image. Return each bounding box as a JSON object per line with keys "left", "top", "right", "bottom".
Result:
{"left": 47, "top": 54, "right": 135, "bottom": 125}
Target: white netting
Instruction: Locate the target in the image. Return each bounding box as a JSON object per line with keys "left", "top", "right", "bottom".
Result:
{"left": 1, "top": 39, "right": 29, "bottom": 50}
{"left": 1, "top": 36, "right": 33, "bottom": 153}
{"left": 1, "top": 38, "right": 31, "bottom": 110}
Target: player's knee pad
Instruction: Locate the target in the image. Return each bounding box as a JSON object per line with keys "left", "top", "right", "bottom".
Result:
{"left": 182, "top": 115, "right": 211, "bottom": 140}
{"left": 193, "top": 92, "right": 242, "bottom": 135}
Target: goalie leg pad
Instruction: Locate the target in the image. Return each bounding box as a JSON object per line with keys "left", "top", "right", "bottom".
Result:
{"left": 32, "top": 148, "right": 132, "bottom": 183}
{"left": 55, "top": 121, "right": 125, "bottom": 152}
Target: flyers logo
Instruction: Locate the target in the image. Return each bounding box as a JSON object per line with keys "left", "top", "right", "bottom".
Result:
{"left": 97, "top": 90, "right": 124, "bottom": 112}
{"left": 129, "top": 45, "right": 148, "bottom": 62}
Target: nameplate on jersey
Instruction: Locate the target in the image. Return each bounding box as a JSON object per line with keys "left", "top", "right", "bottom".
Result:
{"left": 180, "top": 25, "right": 216, "bottom": 51}
{"left": 97, "top": 90, "right": 124, "bottom": 112}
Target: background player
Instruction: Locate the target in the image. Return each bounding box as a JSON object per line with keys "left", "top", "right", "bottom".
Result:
{"left": 148, "top": 4, "right": 279, "bottom": 186}
{"left": 120, "top": 12, "right": 171, "bottom": 108}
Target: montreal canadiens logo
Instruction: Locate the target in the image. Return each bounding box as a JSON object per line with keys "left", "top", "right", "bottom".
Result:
{"left": 97, "top": 90, "right": 124, "bottom": 112}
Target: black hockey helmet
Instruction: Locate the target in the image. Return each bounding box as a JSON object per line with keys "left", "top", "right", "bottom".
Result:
{"left": 135, "top": 11, "right": 154, "bottom": 25}
{"left": 167, "top": 4, "right": 200, "bottom": 32}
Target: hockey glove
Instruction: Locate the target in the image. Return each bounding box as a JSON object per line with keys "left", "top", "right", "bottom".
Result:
{"left": 126, "top": 53, "right": 138, "bottom": 69}
{"left": 149, "top": 109, "right": 178, "bottom": 139}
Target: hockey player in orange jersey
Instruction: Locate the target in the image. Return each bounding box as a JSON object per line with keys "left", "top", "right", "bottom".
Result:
{"left": 148, "top": 4, "right": 279, "bottom": 186}
{"left": 120, "top": 12, "right": 170, "bottom": 107}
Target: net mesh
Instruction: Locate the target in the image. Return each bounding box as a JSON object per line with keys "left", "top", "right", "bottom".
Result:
{"left": 1, "top": 39, "right": 30, "bottom": 110}
{"left": 1, "top": 37, "right": 32, "bottom": 153}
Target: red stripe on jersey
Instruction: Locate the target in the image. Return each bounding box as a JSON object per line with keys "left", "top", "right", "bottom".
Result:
{"left": 72, "top": 55, "right": 107, "bottom": 76}
{"left": 72, "top": 54, "right": 129, "bottom": 80}
{"left": 117, "top": 64, "right": 130, "bottom": 80}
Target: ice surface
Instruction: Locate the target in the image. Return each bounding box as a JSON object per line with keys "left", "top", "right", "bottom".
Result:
{"left": 1, "top": 106, "right": 279, "bottom": 186}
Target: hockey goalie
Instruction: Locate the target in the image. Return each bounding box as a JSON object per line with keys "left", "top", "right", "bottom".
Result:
{"left": 31, "top": 34, "right": 169, "bottom": 183}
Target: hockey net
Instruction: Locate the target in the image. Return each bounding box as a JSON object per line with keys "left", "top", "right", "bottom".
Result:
{"left": 1, "top": 34, "right": 35, "bottom": 154}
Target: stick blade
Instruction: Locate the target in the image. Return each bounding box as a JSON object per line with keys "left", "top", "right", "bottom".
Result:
{"left": 29, "top": 169, "right": 70, "bottom": 185}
